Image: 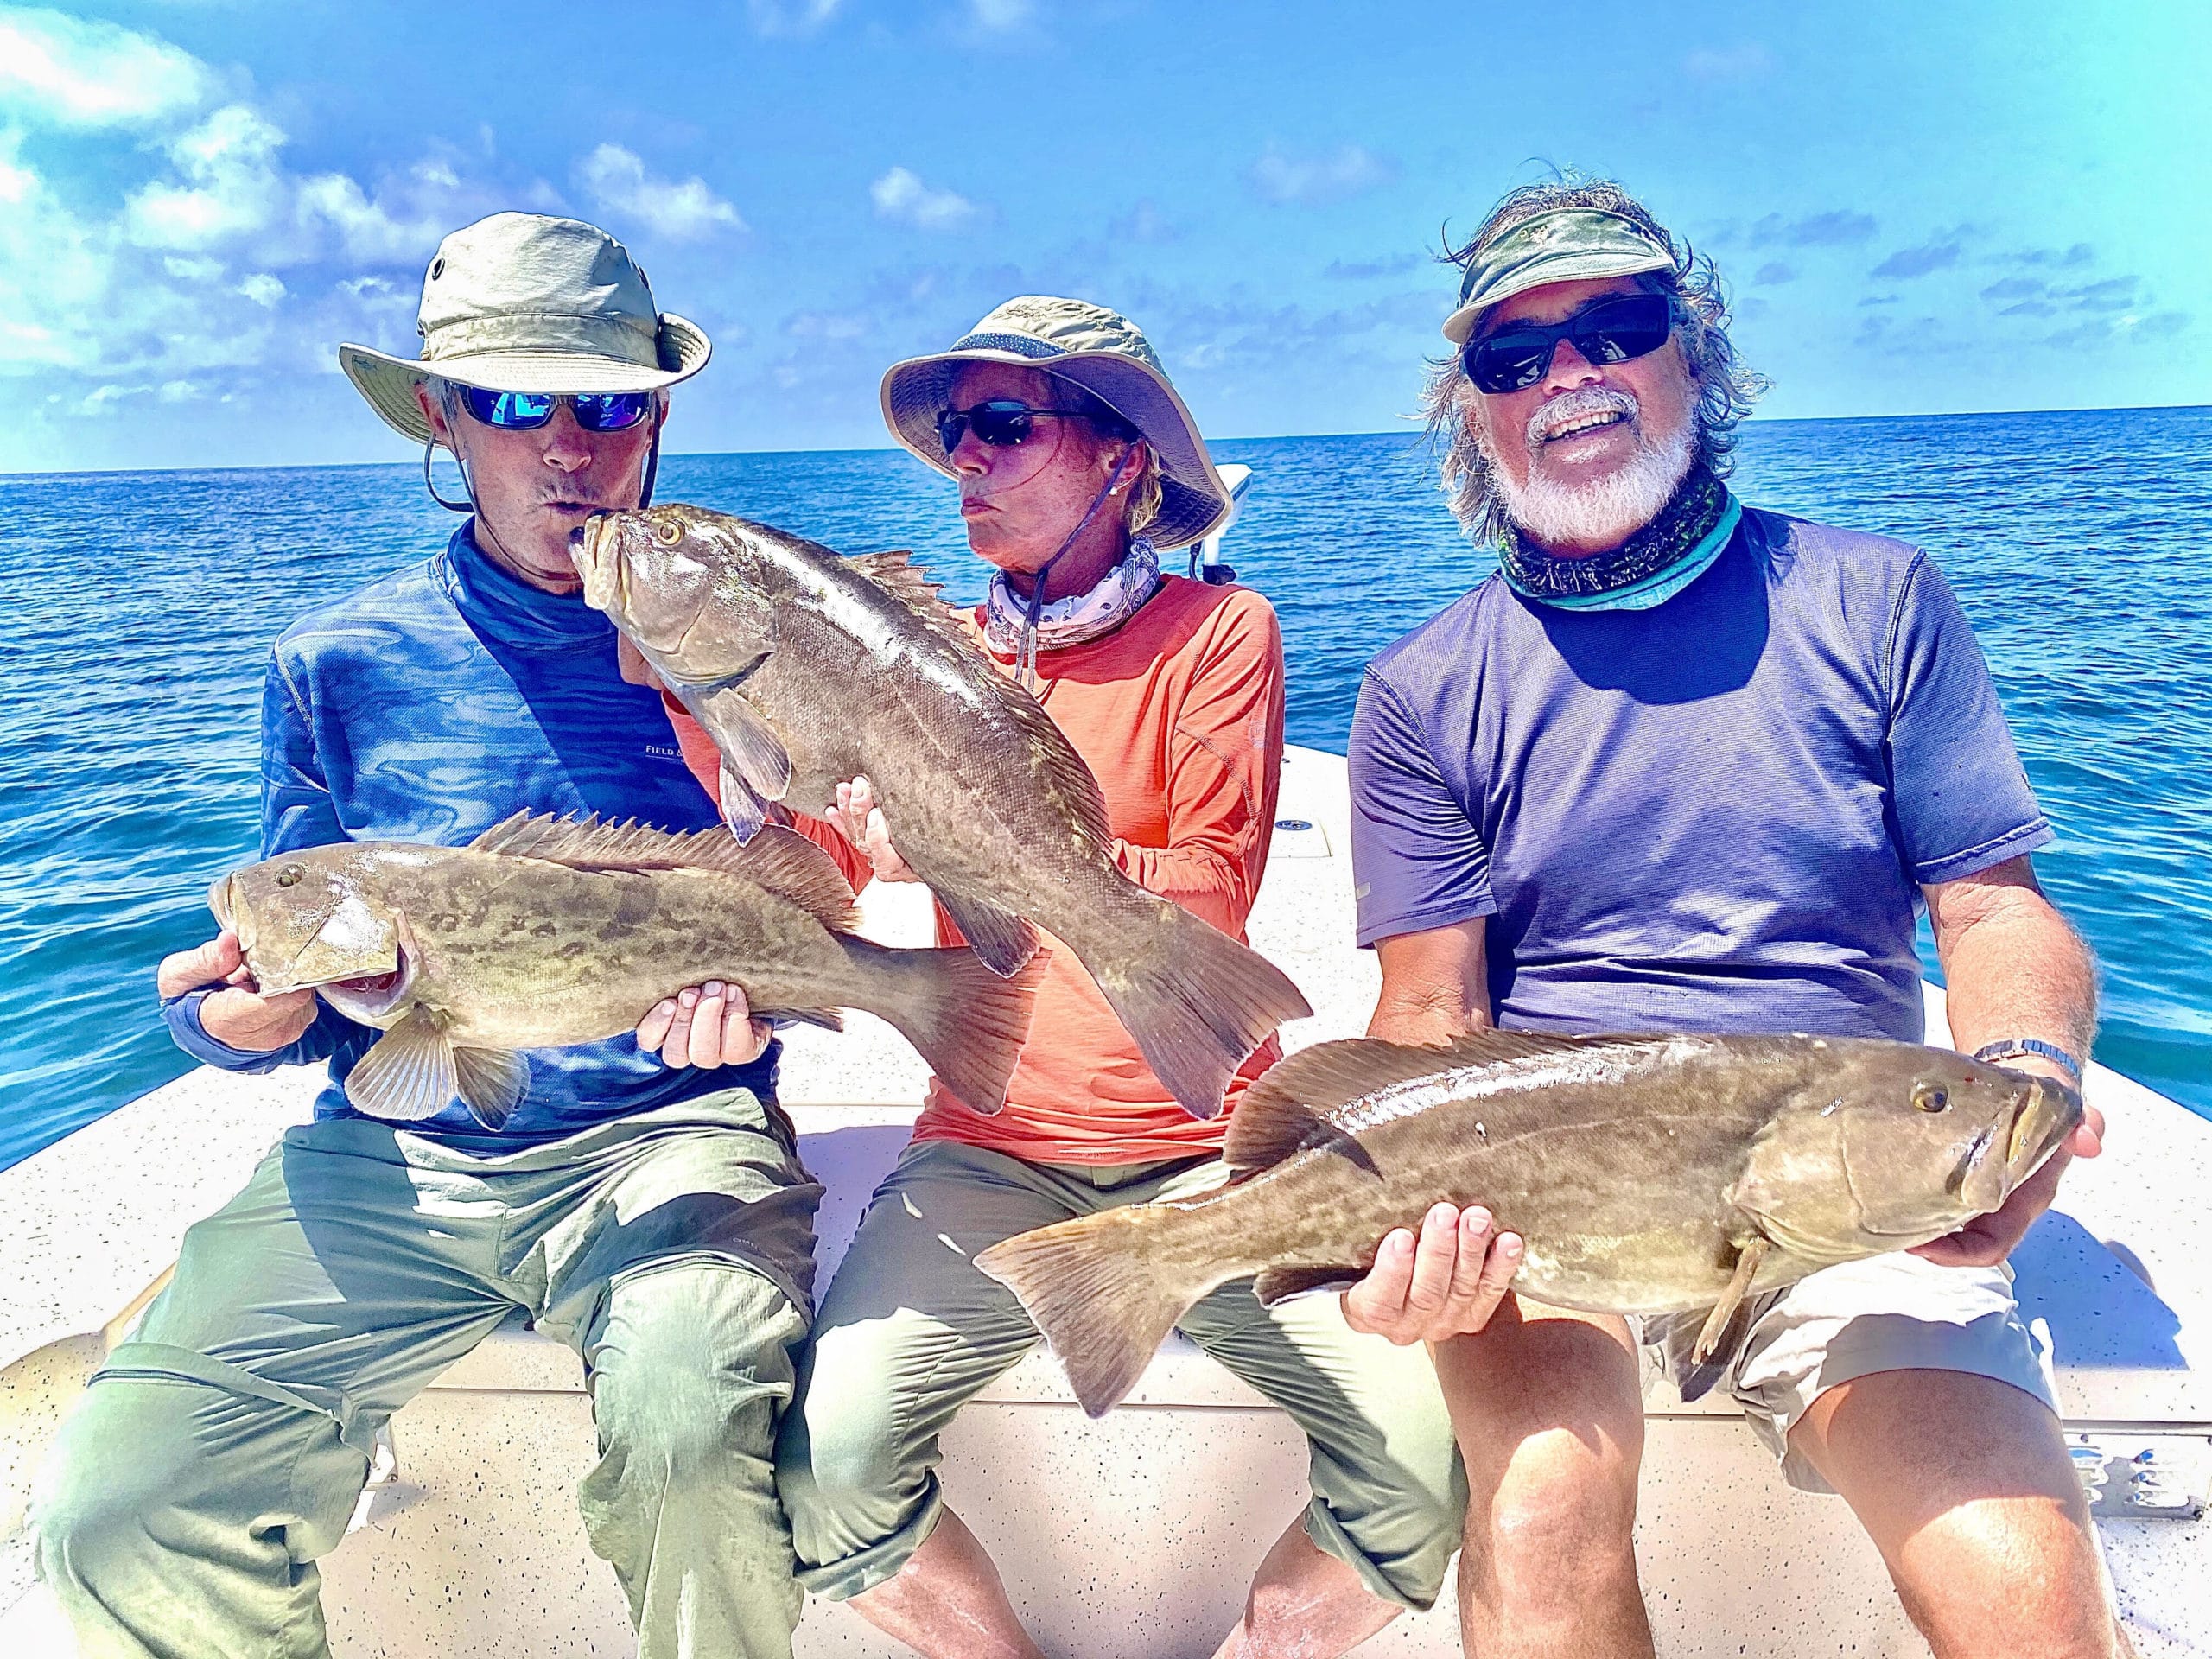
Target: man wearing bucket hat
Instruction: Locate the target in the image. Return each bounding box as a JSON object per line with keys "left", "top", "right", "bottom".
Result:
{"left": 1338, "top": 179, "right": 2121, "bottom": 1657}
{"left": 35, "top": 213, "right": 817, "bottom": 1659}
{"left": 754, "top": 296, "right": 1463, "bottom": 1659}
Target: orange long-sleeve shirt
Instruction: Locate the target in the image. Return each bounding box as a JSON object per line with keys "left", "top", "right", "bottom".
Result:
{"left": 668, "top": 574, "right": 1289, "bottom": 1165}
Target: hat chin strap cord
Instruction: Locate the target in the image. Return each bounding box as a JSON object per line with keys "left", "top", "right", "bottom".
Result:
{"left": 422, "top": 381, "right": 664, "bottom": 553}
{"left": 1013, "top": 443, "right": 1139, "bottom": 692}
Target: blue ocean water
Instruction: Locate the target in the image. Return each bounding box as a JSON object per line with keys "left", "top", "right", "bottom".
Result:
{"left": 3, "top": 408, "right": 2207, "bottom": 1169}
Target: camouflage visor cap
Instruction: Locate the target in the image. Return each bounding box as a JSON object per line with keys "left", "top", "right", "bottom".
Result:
{"left": 1441, "top": 207, "right": 1678, "bottom": 345}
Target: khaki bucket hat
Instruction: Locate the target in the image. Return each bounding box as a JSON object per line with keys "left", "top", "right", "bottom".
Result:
{"left": 880, "top": 296, "right": 1231, "bottom": 550}
{"left": 339, "top": 212, "right": 711, "bottom": 445}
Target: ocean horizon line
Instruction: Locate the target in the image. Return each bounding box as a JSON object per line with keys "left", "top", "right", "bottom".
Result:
{"left": 6, "top": 400, "right": 2206, "bottom": 484}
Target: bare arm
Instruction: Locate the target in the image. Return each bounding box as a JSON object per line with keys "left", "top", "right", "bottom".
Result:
{"left": 1368, "top": 920, "right": 1495, "bottom": 1045}
{"left": 1913, "top": 855, "right": 2104, "bottom": 1266}
{"left": 1343, "top": 918, "right": 1523, "bottom": 1343}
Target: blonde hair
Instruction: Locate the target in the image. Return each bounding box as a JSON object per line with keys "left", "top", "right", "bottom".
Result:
{"left": 1047, "top": 372, "right": 1163, "bottom": 537}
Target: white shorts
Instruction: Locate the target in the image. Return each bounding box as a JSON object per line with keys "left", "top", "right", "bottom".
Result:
{"left": 1651, "top": 1251, "right": 2061, "bottom": 1493}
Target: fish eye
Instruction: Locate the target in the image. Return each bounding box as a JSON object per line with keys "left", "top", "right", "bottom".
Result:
{"left": 655, "top": 518, "right": 685, "bottom": 547}
{"left": 1913, "top": 1083, "right": 1950, "bottom": 1114}
{"left": 276, "top": 864, "right": 304, "bottom": 888}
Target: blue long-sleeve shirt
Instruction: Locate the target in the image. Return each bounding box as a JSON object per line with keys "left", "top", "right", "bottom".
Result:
{"left": 167, "top": 523, "right": 780, "bottom": 1141}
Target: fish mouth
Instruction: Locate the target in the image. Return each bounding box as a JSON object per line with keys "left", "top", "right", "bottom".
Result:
{"left": 315, "top": 944, "right": 416, "bottom": 1021}
{"left": 207, "top": 874, "right": 235, "bottom": 932}
{"left": 2007, "top": 1077, "right": 2084, "bottom": 1178}
{"left": 570, "top": 514, "right": 620, "bottom": 615}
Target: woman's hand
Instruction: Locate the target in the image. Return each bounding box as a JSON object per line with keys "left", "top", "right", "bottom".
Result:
{"left": 826, "top": 775, "right": 919, "bottom": 884}
{"left": 1340, "top": 1204, "right": 1524, "bottom": 1345}
{"left": 636, "top": 981, "right": 772, "bottom": 1069}
{"left": 158, "top": 931, "right": 320, "bottom": 1052}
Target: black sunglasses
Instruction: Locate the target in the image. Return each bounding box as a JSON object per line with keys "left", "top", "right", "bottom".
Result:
{"left": 456, "top": 387, "right": 658, "bottom": 432}
{"left": 934, "top": 400, "right": 1115, "bottom": 454}
{"left": 1461, "top": 294, "right": 1675, "bottom": 395}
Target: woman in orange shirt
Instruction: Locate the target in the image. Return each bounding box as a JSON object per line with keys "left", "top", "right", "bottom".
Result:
{"left": 767, "top": 298, "right": 1462, "bottom": 1659}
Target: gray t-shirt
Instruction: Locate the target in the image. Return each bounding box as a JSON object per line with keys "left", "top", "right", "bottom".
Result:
{"left": 1347, "top": 507, "right": 2050, "bottom": 1042}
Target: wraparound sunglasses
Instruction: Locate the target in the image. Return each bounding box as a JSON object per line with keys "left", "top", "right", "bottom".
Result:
{"left": 935, "top": 400, "right": 1126, "bottom": 453}
{"left": 1461, "top": 294, "right": 1675, "bottom": 395}
{"left": 457, "top": 387, "right": 658, "bottom": 432}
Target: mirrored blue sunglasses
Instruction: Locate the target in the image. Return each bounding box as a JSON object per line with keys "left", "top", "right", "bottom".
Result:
{"left": 456, "top": 387, "right": 657, "bottom": 432}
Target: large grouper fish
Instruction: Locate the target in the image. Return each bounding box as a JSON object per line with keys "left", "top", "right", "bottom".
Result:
{"left": 973, "top": 1029, "right": 2083, "bottom": 1415}
{"left": 209, "top": 812, "right": 1044, "bottom": 1128}
{"left": 570, "top": 504, "right": 1314, "bottom": 1120}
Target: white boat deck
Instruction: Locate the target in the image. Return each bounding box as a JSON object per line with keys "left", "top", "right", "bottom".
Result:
{"left": 3, "top": 746, "right": 2206, "bottom": 1656}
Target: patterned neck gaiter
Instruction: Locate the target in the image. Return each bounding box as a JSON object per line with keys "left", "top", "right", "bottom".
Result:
{"left": 982, "top": 534, "right": 1162, "bottom": 659}
{"left": 1497, "top": 468, "right": 1741, "bottom": 613}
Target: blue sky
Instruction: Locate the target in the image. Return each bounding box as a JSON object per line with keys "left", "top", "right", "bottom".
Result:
{"left": 3, "top": 0, "right": 2206, "bottom": 473}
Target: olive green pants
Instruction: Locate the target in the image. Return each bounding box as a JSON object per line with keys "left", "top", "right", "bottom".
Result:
{"left": 775, "top": 1139, "right": 1466, "bottom": 1611}
{"left": 32, "top": 1095, "right": 820, "bottom": 1659}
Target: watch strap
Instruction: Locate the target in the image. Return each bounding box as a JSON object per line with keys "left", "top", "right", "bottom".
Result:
{"left": 1971, "top": 1037, "right": 2084, "bottom": 1081}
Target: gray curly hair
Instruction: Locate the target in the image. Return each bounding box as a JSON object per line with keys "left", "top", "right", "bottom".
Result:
{"left": 1422, "top": 177, "right": 1768, "bottom": 542}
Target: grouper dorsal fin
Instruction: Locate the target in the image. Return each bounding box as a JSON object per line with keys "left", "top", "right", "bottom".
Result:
{"left": 468, "top": 813, "right": 859, "bottom": 931}
{"left": 1224, "top": 1030, "right": 1608, "bottom": 1173}
{"left": 848, "top": 550, "right": 948, "bottom": 611}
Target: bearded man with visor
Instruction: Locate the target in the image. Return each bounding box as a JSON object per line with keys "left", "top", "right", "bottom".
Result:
{"left": 1336, "top": 180, "right": 2126, "bottom": 1658}
{"left": 34, "top": 213, "right": 816, "bottom": 1659}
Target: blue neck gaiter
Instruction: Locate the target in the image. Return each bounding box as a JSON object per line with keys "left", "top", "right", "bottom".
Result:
{"left": 1497, "top": 468, "right": 1740, "bottom": 613}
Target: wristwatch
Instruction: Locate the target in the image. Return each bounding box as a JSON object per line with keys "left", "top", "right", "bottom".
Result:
{"left": 1971, "top": 1038, "right": 2084, "bottom": 1081}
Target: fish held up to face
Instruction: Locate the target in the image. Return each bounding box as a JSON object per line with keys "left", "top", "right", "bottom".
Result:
{"left": 572, "top": 504, "right": 1313, "bottom": 1121}
{"left": 973, "top": 1030, "right": 2082, "bottom": 1415}
{"left": 214, "top": 815, "right": 1046, "bottom": 1131}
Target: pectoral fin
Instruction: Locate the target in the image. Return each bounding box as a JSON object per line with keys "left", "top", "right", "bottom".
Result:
{"left": 937, "top": 889, "right": 1040, "bottom": 978}
{"left": 703, "top": 692, "right": 793, "bottom": 804}
{"left": 453, "top": 1046, "right": 528, "bottom": 1131}
{"left": 1693, "top": 1236, "right": 1770, "bottom": 1364}
{"left": 346, "top": 1007, "right": 458, "bottom": 1122}
{"left": 720, "top": 764, "right": 767, "bottom": 843}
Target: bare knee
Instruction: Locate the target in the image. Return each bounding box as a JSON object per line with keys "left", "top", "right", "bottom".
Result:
{"left": 1887, "top": 1494, "right": 2120, "bottom": 1659}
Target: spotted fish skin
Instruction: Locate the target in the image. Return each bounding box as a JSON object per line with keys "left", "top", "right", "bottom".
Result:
{"left": 572, "top": 504, "right": 1313, "bottom": 1119}
{"left": 974, "top": 1029, "right": 2082, "bottom": 1414}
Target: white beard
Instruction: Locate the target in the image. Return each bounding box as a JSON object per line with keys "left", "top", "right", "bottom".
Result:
{"left": 1487, "top": 388, "right": 1696, "bottom": 550}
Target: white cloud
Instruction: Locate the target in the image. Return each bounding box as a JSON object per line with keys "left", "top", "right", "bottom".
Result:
{"left": 871, "top": 165, "right": 981, "bottom": 232}
{"left": 747, "top": 0, "right": 839, "bottom": 35}
{"left": 575, "top": 143, "right": 744, "bottom": 241}
{"left": 0, "top": 24, "right": 467, "bottom": 397}
{"left": 0, "top": 4, "right": 214, "bottom": 129}
{"left": 785, "top": 310, "right": 868, "bottom": 340}
{"left": 1683, "top": 43, "right": 1776, "bottom": 80}
{"left": 969, "top": 0, "right": 1032, "bottom": 28}
{"left": 124, "top": 103, "right": 288, "bottom": 248}
{"left": 1247, "top": 143, "right": 1396, "bottom": 207}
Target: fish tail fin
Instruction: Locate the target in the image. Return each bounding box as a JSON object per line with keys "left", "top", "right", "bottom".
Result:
{"left": 974, "top": 1207, "right": 1219, "bottom": 1416}
{"left": 843, "top": 938, "right": 1046, "bottom": 1115}
{"left": 1088, "top": 902, "right": 1313, "bottom": 1121}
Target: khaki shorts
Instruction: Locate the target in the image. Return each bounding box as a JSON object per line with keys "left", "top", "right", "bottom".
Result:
{"left": 1655, "top": 1250, "right": 2059, "bottom": 1493}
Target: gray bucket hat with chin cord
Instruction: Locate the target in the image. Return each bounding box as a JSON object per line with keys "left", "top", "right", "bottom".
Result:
{"left": 880, "top": 296, "right": 1231, "bottom": 551}
{"left": 339, "top": 212, "right": 711, "bottom": 445}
